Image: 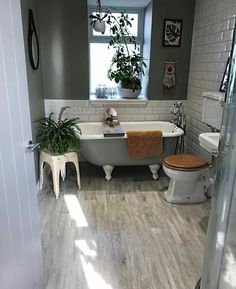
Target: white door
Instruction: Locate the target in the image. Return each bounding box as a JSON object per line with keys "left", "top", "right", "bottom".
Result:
{"left": 0, "top": 0, "right": 44, "bottom": 289}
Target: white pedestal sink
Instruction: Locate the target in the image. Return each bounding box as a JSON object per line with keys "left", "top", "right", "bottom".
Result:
{"left": 199, "top": 132, "right": 220, "bottom": 154}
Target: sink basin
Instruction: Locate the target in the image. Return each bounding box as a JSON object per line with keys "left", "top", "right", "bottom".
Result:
{"left": 199, "top": 132, "right": 220, "bottom": 154}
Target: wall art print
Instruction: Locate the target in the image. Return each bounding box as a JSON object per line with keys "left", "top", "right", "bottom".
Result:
{"left": 163, "top": 19, "right": 182, "bottom": 47}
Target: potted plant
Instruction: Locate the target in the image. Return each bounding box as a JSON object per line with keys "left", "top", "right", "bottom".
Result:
{"left": 35, "top": 106, "right": 81, "bottom": 155}
{"left": 89, "top": 0, "right": 108, "bottom": 34}
{"left": 107, "top": 12, "right": 147, "bottom": 99}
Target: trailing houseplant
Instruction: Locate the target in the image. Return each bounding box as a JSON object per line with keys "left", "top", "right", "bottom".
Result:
{"left": 89, "top": 0, "right": 108, "bottom": 34}
{"left": 107, "top": 12, "right": 147, "bottom": 98}
{"left": 35, "top": 107, "right": 81, "bottom": 155}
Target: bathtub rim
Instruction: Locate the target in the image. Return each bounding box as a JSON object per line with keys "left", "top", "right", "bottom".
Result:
{"left": 78, "top": 121, "right": 184, "bottom": 140}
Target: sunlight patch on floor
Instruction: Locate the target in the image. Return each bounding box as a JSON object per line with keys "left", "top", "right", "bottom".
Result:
{"left": 221, "top": 247, "right": 236, "bottom": 288}
{"left": 64, "top": 194, "right": 88, "bottom": 227}
{"left": 75, "top": 240, "right": 97, "bottom": 258}
{"left": 216, "top": 231, "right": 225, "bottom": 249}
{"left": 80, "top": 255, "right": 113, "bottom": 289}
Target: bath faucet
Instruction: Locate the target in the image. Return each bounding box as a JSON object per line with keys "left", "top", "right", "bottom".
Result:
{"left": 170, "top": 102, "right": 186, "bottom": 153}
{"left": 104, "top": 108, "right": 119, "bottom": 126}
{"left": 170, "top": 102, "right": 186, "bottom": 129}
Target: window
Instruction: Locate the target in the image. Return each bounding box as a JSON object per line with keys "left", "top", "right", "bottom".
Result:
{"left": 88, "top": 7, "right": 144, "bottom": 99}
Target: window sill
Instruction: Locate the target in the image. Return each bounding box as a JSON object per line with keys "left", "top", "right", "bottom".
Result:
{"left": 89, "top": 94, "right": 148, "bottom": 107}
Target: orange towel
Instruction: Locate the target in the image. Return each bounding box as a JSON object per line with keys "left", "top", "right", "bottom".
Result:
{"left": 127, "top": 130, "right": 163, "bottom": 159}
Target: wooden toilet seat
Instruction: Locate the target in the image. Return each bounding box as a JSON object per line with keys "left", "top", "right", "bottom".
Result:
{"left": 163, "top": 154, "right": 208, "bottom": 171}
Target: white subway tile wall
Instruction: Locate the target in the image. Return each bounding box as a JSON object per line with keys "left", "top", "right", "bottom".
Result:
{"left": 44, "top": 99, "right": 186, "bottom": 122}
{"left": 185, "top": 0, "right": 236, "bottom": 159}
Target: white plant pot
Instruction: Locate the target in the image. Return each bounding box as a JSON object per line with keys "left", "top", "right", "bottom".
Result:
{"left": 93, "top": 20, "right": 106, "bottom": 34}
{"left": 118, "top": 87, "right": 141, "bottom": 99}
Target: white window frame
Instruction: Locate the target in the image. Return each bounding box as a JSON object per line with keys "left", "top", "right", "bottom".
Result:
{"left": 88, "top": 6, "right": 145, "bottom": 100}
{"left": 88, "top": 7, "right": 144, "bottom": 44}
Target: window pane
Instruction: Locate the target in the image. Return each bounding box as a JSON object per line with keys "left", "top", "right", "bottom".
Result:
{"left": 90, "top": 43, "right": 139, "bottom": 95}
{"left": 90, "top": 43, "right": 116, "bottom": 93}
{"left": 92, "top": 13, "right": 138, "bottom": 37}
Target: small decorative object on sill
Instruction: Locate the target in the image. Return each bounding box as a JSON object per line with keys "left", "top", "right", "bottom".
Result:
{"left": 96, "top": 83, "right": 108, "bottom": 98}
{"left": 163, "top": 19, "right": 182, "bottom": 47}
{"left": 107, "top": 87, "right": 118, "bottom": 98}
{"left": 163, "top": 61, "right": 177, "bottom": 93}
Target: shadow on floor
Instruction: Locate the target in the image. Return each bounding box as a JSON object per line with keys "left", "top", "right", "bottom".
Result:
{"left": 199, "top": 216, "right": 209, "bottom": 234}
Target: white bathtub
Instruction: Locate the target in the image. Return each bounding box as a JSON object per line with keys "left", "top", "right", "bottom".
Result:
{"left": 79, "top": 121, "right": 184, "bottom": 180}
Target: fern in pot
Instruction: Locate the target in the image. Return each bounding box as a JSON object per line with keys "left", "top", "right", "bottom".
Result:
{"left": 35, "top": 107, "right": 81, "bottom": 155}
{"left": 107, "top": 12, "right": 147, "bottom": 99}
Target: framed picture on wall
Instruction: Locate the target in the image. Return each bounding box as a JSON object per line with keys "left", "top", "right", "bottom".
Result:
{"left": 220, "top": 57, "right": 230, "bottom": 92}
{"left": 163, "top": 19, "right": 182, "bottom": 47}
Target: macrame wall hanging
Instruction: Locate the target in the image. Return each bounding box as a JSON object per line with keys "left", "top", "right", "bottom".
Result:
{"left": 163, "top": 61, "right": 177, "bottom": 93}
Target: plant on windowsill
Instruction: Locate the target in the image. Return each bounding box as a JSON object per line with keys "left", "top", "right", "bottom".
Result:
{"left": 35, "top": 107, "right": 81, "bottom": 155}
{"left": 107, "top": 12, "right": 147, "bottom": 99}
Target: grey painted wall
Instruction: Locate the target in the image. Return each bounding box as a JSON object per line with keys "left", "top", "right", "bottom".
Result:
{"left": 148, "top": 0, "right": 195, "bottom": 100}
{"left": 37, "top": 0, "right": 89, "bottom": 100}
{"left": 142, "top": 1, "right": 153, "bottom": 97}
{"left": 20, "top": 0, "right": 45, "bottom": 177}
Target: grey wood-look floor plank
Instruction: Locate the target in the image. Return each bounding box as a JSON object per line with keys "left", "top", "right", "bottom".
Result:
{"left": 39, "top": 163, "right": 210, "bottom": 289}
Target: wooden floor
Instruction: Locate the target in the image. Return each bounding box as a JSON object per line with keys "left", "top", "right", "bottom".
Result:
{"left": 38, "top": 163, "right": 210, "bottom": 289}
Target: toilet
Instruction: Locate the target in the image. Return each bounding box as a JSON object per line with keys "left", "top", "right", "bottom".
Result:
{"left": 163, "top": 91, "right": 224, "bottom": 204}
{"left": 163, "top": 154, "right": 209, "bottom": 203}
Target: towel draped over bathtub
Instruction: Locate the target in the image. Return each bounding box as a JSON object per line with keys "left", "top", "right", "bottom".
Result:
{"left": 126, "top": 130, "right": 163, "bottom": 159}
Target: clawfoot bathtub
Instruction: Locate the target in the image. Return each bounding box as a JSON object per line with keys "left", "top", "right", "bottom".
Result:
{"left": 79, "top": 121, "right": 184, "bottom": 181}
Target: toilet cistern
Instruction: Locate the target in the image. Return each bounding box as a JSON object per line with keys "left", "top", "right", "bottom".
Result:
{"left": 201, "top": 91, "right": 225, "bottom": 131}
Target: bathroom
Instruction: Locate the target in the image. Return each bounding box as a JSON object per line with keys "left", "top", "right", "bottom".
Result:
{"left": 1, "top": 0, "right": 236, "bottom": 288}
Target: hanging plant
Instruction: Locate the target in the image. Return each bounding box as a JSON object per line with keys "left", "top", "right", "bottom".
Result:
{"left": 89, "top": 0, "right": 108, "bottom": 34}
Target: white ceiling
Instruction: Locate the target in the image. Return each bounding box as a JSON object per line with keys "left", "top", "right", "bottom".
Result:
{"left": 87, "top": 0, "right": 151, "bottom": 8}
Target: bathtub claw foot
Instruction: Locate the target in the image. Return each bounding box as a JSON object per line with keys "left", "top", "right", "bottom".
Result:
{"left": 149, "top": 164, "right": 161, "bottom": 180}
{"left": 60, "top": 164, "right": 66, "bottom": 181}
{"left": 103, "top": 165, "right": 114, "bottom": 181}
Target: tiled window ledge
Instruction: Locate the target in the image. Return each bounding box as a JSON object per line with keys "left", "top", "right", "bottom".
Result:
{"left": 89, "top": 94, "right": 148, "bottom": 107}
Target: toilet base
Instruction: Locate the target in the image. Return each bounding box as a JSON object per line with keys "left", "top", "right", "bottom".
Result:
{"left": 164, "top": 178, "right": 207, "bottom": 204}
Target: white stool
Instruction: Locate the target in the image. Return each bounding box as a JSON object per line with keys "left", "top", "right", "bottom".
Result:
{"left": 39, "top": 150, "right": 81, "bottom": 199}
